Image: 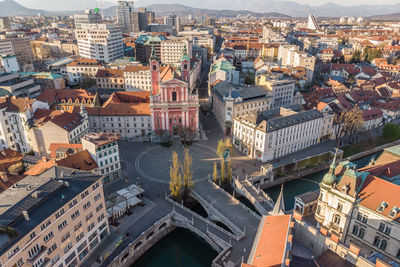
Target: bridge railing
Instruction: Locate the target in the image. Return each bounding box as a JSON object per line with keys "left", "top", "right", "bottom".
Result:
{"left": 190, "top": 190, "right": 246, "bottom": 240}
{"left": 165, "top": 195, "right": 243, "bottom": 242}
{"left": 208, "top": 179, "right": 261, "bottom": 219}
{"left": 244, "top": 178, "right": 275, "bottom": 209}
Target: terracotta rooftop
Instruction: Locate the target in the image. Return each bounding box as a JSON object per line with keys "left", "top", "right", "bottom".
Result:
{"left": 247, "top": 215, "right": 292, "bottom": 267}
{"left": 0, "top": 96, "right": 35, "bottom": 113}
{"left": 160, "top": 65, "right": 180, "bottom": 82}
{"left": 0, "top": 149, "right": 23, "bottom": 170}
{"left": 96, "top": 68, "right": 124, "bottom": 79}
{"left": 24, "top": 150, "right": 97, "bottom": 176}
{"left": 33, "top": 109, "right": 83, "bottom": 132}
{"left": 36, "top": 89, "right": 98, "bottom": 105}
{"left": 67, "top": 58, "right": 101, "bottom": 66}
{"left": 82, "top": 132, "right": 120, "bottom": 147}
{"left": 124, "top": 65, "right": 150, "bottom": 72}
{"left": 48, "top": 143, "right": 83, "bottom": 159}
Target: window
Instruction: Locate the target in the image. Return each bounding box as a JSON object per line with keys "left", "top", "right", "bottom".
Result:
{"left": 83, "top": 201, "right": 91, "bottom": 210}
{"left": 389, "top": 206, "right": 399, "bottom": 218}
{"left": 55, "top": 208, "right": 65, "bottom": 219}
{"left": 96, "top": 204, "right": 103, "bottom": 212}
{"left": 69, "top": 199, "right": 78, "bottom": 209}
{"left": 74, "top": 221, "right": 82, "bottom": 232}
{"left": 333, "top": 214, "right": 341, "bottom": 225}
{"left": 30, "top": 231, "right": 36, "bottom": 240}
{"left": 380, "top": 240, "right": 387, "bottom": 251}
{"left": 356, "top": 212, "right": 368, "bottom": 224}
{"left": 373, "top": 236, "right": 380, "bottom": 247}
{"left": 85, "top": 212, "right": 93, "bottom": 221}
{"left": 28, "top": 244, "right": 40, "bottom": 259}
{"left": 352, "top": 225, "right": 359, "bottom": 235}
{"left": 48, "top": 243, "right": 57, "bottom": 255}
{"left": 87, "top": 222, "right": 95, "bottom": 232}
{"left": 61, "top": 232, "right": 70, "bottom": 243}
{"left": 64, "top": 242, "right": 73, "bottom": 254}
{"left": 76, "top": 232, "right": 84, "bottom": 242}
{"left": 377, "top": 201, "right": 388, "bottom": 212}
{"left": 81, "top": 190, "right": 89, "bottom": 199}
{"left": 71, "top": 210, "right": 80, "bottom": 220}
{"left": 41, "top": 220, "right": 51, "bottom": 231}
{"left": 58, "top": 220, "right": 68, "bottom": 231}
{"left": 337, "top": 203, "right": 343, "bottom": 212}
{"left": 43, "top": 231, "right": 54, "bottom": 243}
{"left": 172, "top": 92, "right": 177, "bottom": 101}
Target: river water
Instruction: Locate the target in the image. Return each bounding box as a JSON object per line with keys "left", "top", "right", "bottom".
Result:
{"left": 132, "top": 228, "right": 217, "bottom": 267}
{"left": 132, "top": 152, "right": 381, "bottom": 266}
{"left": 263, "top": 152, "right": 382, "bottom": 211}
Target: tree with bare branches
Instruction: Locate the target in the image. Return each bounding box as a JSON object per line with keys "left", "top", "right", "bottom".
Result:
{"left": 169, "top": 151, "right": 182, "bottom": 201}
{"left": 334, "top": 106, "right": 364, "bottom": 146}
{"left": 182, "top": 148, "right": 193, "bottom": 199}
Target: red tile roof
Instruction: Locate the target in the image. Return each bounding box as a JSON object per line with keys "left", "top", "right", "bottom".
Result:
{"left": 34, "top": 109, "right": 83, "bottom": 132}
{"left": 49, "top": 143, "right": 83, "bottom": 158}
{"left": 96, "top": 68, "right": 124, "bottom": 79}
{"left": 248, "top": 215, "right": 292, "bottom": 267}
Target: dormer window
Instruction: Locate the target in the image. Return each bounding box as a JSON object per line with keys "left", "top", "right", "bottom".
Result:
{"left": 389, "top": 206, "right": 399, "bottom": 218}
{"left": 377, "top": 201, "right": 388, "bottom": 213}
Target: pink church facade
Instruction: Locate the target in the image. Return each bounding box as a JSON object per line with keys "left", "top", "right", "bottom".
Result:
{"left": 149, "top": 56, "right": 200, "bottom": 136}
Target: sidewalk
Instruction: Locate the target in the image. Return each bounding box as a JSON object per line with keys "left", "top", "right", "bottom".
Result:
{"left": 86, "top": 197, "right": 158, "bottom": 267}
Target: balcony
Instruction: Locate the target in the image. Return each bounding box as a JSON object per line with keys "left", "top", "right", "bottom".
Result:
{"left": 27, "top": 245, "right": 47, "bottom": 265}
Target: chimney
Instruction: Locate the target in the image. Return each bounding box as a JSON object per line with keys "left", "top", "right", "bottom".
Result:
{"left": 42, "top": 156, "right": 47, "bottom": 162}
{"left": 22, "top": 211, "right": 29, "bottom": 221}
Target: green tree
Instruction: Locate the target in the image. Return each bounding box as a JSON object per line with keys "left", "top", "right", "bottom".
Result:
{"left": 217, "top": 139, "right": 226, "bottom": 158}
{"left": 182, "top": 148, "right": 193, "bottom": 198}
{"left": 335, "top": 106, "right": 364, "bottom": 145}
{"left": 383, "top": 123, "right": 400, "bottom": 142}
{"left": 220, "top": 158, "right": 225, "bottom": 184}
{"left": 213, "top": 161, "right": 218, "bottom": 184}
{"left": 244, "top": 74, "right": 253, "bottom": 85}
{"left": 351, "top": 50, "right": 361, "bottom": 63}
{"left": 226, "top": 158, "right": 232, "bottom": 185}
{"left": 169, "top": 151, "right": 182, "bottom": 201}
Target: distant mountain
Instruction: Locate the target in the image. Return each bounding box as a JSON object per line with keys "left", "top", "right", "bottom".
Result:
{"left": 0, "top": 0, "right": 45, "bottom": 16}
{"left": 2, "top": 0, "right": 400, "bottom": 18}
{"left": 368, "top": 13, "right": 400, "bottom": 21}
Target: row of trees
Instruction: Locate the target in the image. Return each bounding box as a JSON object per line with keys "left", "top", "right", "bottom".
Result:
{"left": 351, "top": 48, "right": 383, "bottom": 63}
{"left": 213, "top": 139, "right": 233, "bottom": 188}
{"left": 169, "top": 149, "right": 193, "bottom": 202}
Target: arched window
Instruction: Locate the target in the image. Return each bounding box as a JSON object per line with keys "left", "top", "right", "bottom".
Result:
{"left": 184, "top": 64, "right": 188, "bottom": 70}
{"left": 373, "top": 236, "right": 380, "bottom": 247}
{"left": 172, "top": 92, "right": 177, "bottom": 101}
{"left": 333, "top": 214, "right": 341, "bottom": 225}
{"left": 152, "top": 65, "right": 157, "bottom": 70}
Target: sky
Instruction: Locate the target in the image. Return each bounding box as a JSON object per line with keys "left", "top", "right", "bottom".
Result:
{"left": 10, "top": 0, "right": 400, "bottom": 11}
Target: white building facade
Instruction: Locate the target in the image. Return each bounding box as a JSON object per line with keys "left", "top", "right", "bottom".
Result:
{"left": 76, "top": 24, "right": 124, "bottom": 63}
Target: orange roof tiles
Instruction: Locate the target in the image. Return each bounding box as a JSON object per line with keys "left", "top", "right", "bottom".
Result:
{"left": 248, "top": 215, "right": 291, "bottom": 267}
{"left": 125, "top": 65, "right": 150, "bottom": 72}
{"left": 358, "top": 175, "right": 400, "bottom": 221}
{"left": 36, "top": 89, "right": 97, "bottom": 105}
{"left": 24, "top": 159, "right": 56, "bottom": 176}
{"left": 160, "top": 65, "right": 180, "bottom": 82}
{"left": 0, "top": 149, "right": 23, "bottom": 170}
{"left": 67, "top": 58, "right": 101, "bottom": 66}
{"left": 56, "top": 150, "right": 97, "bottom": 171}
{"left": 0, "top": 96, "right": 35, "bottom": 113}
{"left": 96, "top": 68, "right": 124, "bottom": 79}
{"left": 49, "top": 143, "right": 83, "bottom": 158}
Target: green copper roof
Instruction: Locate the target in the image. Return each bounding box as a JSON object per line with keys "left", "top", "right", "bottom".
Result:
{"left": 181, "top": 44, "right": 190, "bottom": 62}
{"left": 210, "top": 58, "right": 235, "bottom": 75}
{"left": 322, "top": 152, "right": 338, "bottom": 186}
{"left": 0, "top": 88, "right": 12, "bottom": 97}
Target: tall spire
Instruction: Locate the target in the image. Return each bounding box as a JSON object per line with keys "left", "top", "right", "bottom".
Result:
{"left": 272, "top": 183, "right": 285, "bottom": 215}
{"left": 150, "top": 44, "right": 158, "bottom": 61}
{"left": 322, "top": 148, "right": 339, "bottom": 186}
{"left": 181, "top": 43, "right": 190, "bottom": 62}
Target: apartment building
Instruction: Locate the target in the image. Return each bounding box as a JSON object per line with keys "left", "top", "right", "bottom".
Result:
{"left": 0, "top": 166, "right": 109, "bottom": 267}
{"left": 256, "top": 74, "right": 295, "bottom": 109}
{"left": 29, "top": 107, "right": 89, "bottom": 157}
{"left": 0, "top": 70, "right": 41, "bottom": 98}
{"left": 82, "top": 133, "right": 121, "bottom": 183}
{"left": 36, "top": 88, "right": 101, "bottom": 113}
{"left": 208, "top": 57, "right": 239, "bottom": 96}
{"left": 95, "top": 68, "right": 125, "bottom": 89}
{"left": 87, "top": 91, "right": 152, "bottom": 140}
{"left": 315, "top": 146, "right": 400, "bottom": 264}
{"left": 0, "top": 96, "right": 49, "bottom": 153}
{"left": 124, "top": 65, "right": 151, "bottom": 91}
{"left": 160, "top": 37, "right": 192, "bottom": 67}
{"left": 66, "top": 58, "right": 102, "bottom": 85}
{"left": 233, "top": 105, "right": 323, "bottom": 162}
{"left": 277, "top": 45, "right": 316, "bottom": 81}
{"left": 211, "top": 81, "right": 270, "bottom": 131}
{"left": 75, "top": 23, "right": 123, "bottom": 63}
{"left": 73, "top": 9, "right": 102, "bottom": 29}
{"left": 116, "top": 1, "right": 135, "bottom": 33}
{"left": 0, "top": 36, "right": 34, "bottom": 67}
{"left": 134, "top": 35, "right": 166, "bottom": 64}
